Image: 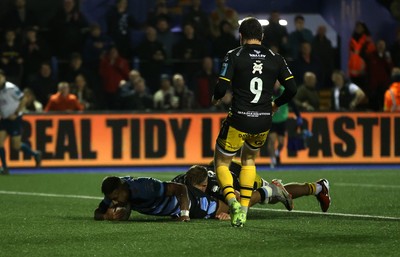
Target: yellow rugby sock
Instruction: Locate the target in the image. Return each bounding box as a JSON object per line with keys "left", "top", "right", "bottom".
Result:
{"left": 307, "top": 182, "right": 317, "bottom": 195}
{"left": 216, "top": 165, "right": 236, "bottom": 203}
{"left": 239, "top": 165, "right": 256, "bottom": 210}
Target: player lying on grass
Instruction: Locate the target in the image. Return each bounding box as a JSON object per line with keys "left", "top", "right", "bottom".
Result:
{"left": 94, "top": 176, "right": 231, "bottom": 221}
{"left": 172, "top": 161, "right": 331, "bottom": 212}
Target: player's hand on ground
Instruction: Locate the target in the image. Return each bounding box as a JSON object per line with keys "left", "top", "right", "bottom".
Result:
{"left": 215, "top": 212, "right": 230, "bottom": 220}
{"left": 104, "top": 207, "right": 128, "bottom": 221}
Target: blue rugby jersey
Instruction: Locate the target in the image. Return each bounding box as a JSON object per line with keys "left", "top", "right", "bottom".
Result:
{"left": 101, "top": 177, "right": 181, "bottom": 216}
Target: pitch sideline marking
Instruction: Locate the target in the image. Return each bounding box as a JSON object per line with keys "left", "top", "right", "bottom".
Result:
{"left": 0, "top": 190, "right": 102, "bottom": 200}
{"left": 333, "top": 183, "right": 400, "bottom": 189}
{"left": 250, "top": 207, "right": 400, "bottom": 220}
{"left": 0, "top": 190, "right": 399, "bottom": 221}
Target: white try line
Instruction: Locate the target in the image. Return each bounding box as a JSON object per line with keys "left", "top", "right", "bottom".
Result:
{"left": 0, "top": 190, "right": 102, "bottom": 200}
{"left": 251, "top": 207, "right": 400, "bottom": 221}
{"left": 334, "top": 183, "right": 400, "bottom": 189}
{"left": 1, "top": 190, "right": 399, "bottom": 221}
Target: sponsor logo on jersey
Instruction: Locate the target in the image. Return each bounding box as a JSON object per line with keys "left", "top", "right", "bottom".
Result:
{"left": 249, "top": 49, "right": 266, "bottom": 58}
{"left": 252, "top": 62, "right": 263, "bottom": 74}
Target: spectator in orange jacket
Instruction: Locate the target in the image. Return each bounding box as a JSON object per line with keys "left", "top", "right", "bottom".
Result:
{"left": 384, "top": 67, "right": 400, "bottom": 112}
{"left": 44, "top": 82, "right": 84, "bottom": 112}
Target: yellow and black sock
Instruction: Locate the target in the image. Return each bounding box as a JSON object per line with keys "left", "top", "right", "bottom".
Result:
{"left": 239, "top": 165, "right": 256, "bottom": 210}
{"left": 306, "top": 182, "right": 317, "bottom": 195}
{"left": 216, "top": 165, "right": 236, "bottom": 204}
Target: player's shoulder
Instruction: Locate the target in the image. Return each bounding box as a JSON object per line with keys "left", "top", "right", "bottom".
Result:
{"left": 171, "top": 174, "right": 186, "bottom": 184}
{"left": 4, "top": 81, "right": 19, "bottom": 90}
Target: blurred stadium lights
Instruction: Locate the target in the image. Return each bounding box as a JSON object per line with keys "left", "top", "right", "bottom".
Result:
{"left": 238, "top": 19, "right": 288, "bottom": 26}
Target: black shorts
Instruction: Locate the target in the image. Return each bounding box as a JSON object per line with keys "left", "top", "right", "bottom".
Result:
{"left": 0, "top": 116, "right": 22, "bottom": 136}
{"left": 270, "top": 121, "right": 286, "bottom": 136}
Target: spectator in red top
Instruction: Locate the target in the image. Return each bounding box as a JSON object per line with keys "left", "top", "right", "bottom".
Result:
{"left": 367, "top": 39, "right": 393, "bottom": 111}
{"left": 192, "top": 57, "right": 218, "bottom": 108}
{"left": 44, "top": 82, "right": 83, "bottom": 112}
{"left": 99, "top": 46, "right": 130, "bottom": 109}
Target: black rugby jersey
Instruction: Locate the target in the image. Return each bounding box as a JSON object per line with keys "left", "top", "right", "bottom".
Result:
{"left": 218, "top": 44, "right": 294, "bottom": 133}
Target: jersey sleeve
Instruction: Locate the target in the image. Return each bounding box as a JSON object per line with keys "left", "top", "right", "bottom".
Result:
{"left": 12, "top": 85, "right": 24, "bottom": 101}
{"left": 213, "top": 52, "right": 235, "bottom": 100}
{"left": 275, "top": 55, "right": 297, "bottom": 107}
{"left": 277, "top": 55, "right": 294, "bottom": 84}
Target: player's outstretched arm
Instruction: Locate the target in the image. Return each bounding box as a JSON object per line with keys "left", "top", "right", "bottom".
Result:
{"left": 165, "top": 182, "right": 191, "bottom": 222}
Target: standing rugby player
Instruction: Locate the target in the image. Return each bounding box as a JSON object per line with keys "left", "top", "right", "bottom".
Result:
{"left": 212, "top": 17, "right": 297, "bottom": 227}
{"left": 0, "top": 69, "right": 41, "bottom": 175}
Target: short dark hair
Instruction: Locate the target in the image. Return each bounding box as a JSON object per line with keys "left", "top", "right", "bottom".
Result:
{"left": 239, "top": 17, "right": 263, "bottom": 41}
{"left": 294, "top": 15, "right": 305, "bottom": 22}
{"left": 101, "top": 176, "right": 122, "bottom": 195}
{"left": 185, "top": 165, "right": 208, "bottom": 186}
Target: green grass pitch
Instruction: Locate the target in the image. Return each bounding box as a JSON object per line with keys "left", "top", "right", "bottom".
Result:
{"left": 0, "top": 168, "right": 399, "bottom": 257}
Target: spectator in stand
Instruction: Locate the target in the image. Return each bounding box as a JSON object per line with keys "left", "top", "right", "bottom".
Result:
{"left": 2, "top": 0, "right": 38, "bottom": 33}
{"left": 135, "top": 26, "right": 167, "bottom": 94}
{"left": 22, "top": 87, "right": 43, "bottom": 113}
{"left": 0, "top": 29, "right": 23, "bottom": 85}
{"left": 155, "top": 16, "right": 177, "bottom": 61}
{"left": 50, "top": 0, "right": 88, "bottom": 59}
{"left": 60, "top": 52, "right": 96, "bottom": 86}
{"left": 367, "top": 39, "right": 393, "bottom": 111}
{"left": 209, "top": 0, "right": 239, "bottom": 39}
{"left": 182, "top": 0, "right": 211, "bottom": 41}
{"left": 21, "top": 27, "right": 50, "bottom": 86}
{"left": 288, "top": 15, "right": 313, "bottom": 60}
{"left": 192, "top": 57, "right": 218, "bottom": 109}
{"left": 384, "top": 67, "right": 400, "bottom": 112}
{"left": 153, "top": 74, "right": 176, "bottom": 110}
{"left": 172, "top": 73, "right": 196, "bottom": 110}
{"left": 118, "top": 69, "right": 141, "bottom": 101}
{"left": 28, "top": 62, "right": 57, "bottom": 106}
{"left": 291, "top": 41, "right": 323, "bottom": 88}
{"left": 83, "top": 23, "right": 112, "bottom": 71}
{"left": 45, "top": 81, "right": 83, "bottom": 112}
{"left": 147, "top": 0, "right": 173, "bottom": 27}
{"left": 348, "top": 21, "right": 375, "bottom": 92}
{"left": 172, "top": 22, "right": 207, "bottom": 85}
{"left": 312, "top": 25, "right": 335, "bottom": 88}
{"left": 390, "top": 27, "right": 400, "bottom": 67}
{"left": 120, "top": 77, "right": 153, "bottom": 111}
{"left": 99, "top": 46, "right": 130, "bottom": 110}
{"left": 262, "top": 11, "right": 289, "bottom": 58}
{"left": 212, "top": 20, "right": 239, "bottom": 59}
{"left": 293, "top": 72, "right": 320, "bottom": 111}
{"left": 106, "top": 0, "right": 138, "bottom": 59}
{"left": 331, "top": 70, "right": 366, "bottom": 111}
{"left": 70, "top": 74, "right": 95, "bottom": 110}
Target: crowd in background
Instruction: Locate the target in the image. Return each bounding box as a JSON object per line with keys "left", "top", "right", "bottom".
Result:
{"left": 0, "top": 0, "right": 399, "bottom": 112}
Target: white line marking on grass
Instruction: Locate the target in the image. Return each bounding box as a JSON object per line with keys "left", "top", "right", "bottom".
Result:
{"left": 0, "top": 190, "right": 102, "bottom": 200}
{"left": 1, "top": 190, "right": 399, "bottom": 221}
{"left": 334, "top": 183, "right": 400, "bottom": 189}
{"left": 251, "top": 207, "right": 400, "bottom": 221}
